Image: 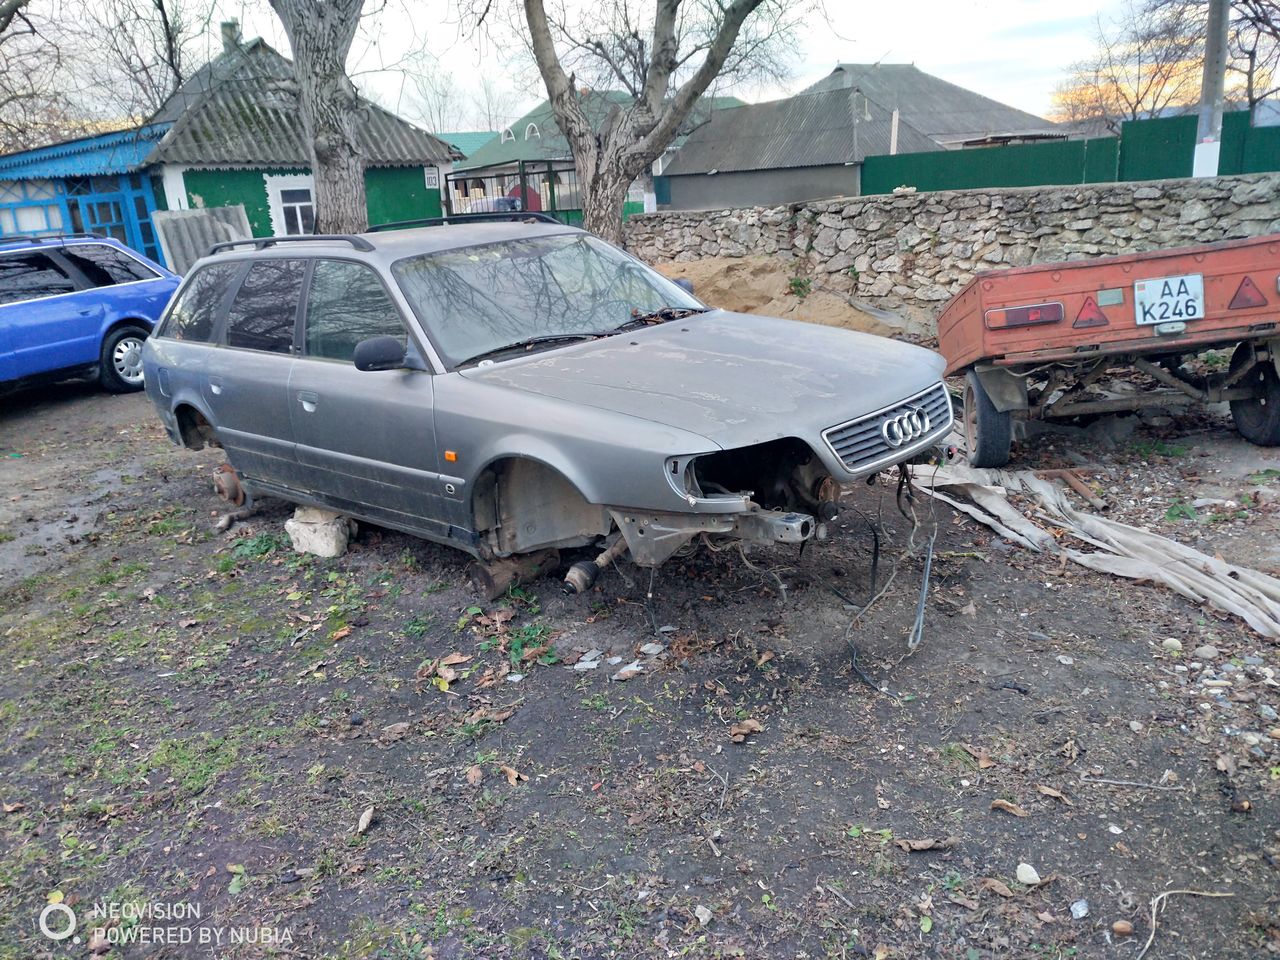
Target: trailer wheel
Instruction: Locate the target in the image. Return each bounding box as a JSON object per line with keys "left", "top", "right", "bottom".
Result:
{"left": 963, "top": 370, "right": 1013, "bottom": 468}
{"left": 1229, "top": 343, "right": 1280, "bottom": 446}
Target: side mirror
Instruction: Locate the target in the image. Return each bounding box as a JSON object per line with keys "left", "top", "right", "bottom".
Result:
{"left": 673, "top": 277, "right": 695, "bottom": 295}
{"left": 353, "top": 335, "right": 407, "bottom": 372}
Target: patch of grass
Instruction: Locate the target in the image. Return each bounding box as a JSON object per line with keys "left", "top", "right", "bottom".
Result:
{"left": 405, "top": 615, "right": 432, "bottom": 640}
{"left": 1133, "top": 439, "right": 1189, "bottom": 459}
{"left": 1164, "top": 500, "right": 1200, "bottom": 522}
{"left": 787, "top": 275, "right": 812, "bottom": 299}
{"left": 232, "top": 531, "right": 291, "bottom": 560}
{"left": 139, "top": 734, "right": 240, "bottom": 796}
{"left": 0, "top": 531, "right": 13, "bottom": 544}
{"left": 1248, "top": 468, "right": 1280, "bottom": 485}
{"left": 580, "top": 693, "right": 610, "bottom": 712}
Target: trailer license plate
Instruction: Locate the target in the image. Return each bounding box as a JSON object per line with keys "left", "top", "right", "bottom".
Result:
{"left": 1134, "top": 274, "right": 1204, "bottom": 325}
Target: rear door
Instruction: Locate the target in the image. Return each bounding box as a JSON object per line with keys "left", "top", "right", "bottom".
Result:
{"left": 289, "top": 258, "right": 445, "bottom": 531}
{"left": 0, "top": 250, "right": 103, "bottom": 380}
{"left": 203, "top": 259, "right": 306, "bottom": 487}
{"left": 57, "top": 242, "right": 176, "bottom": 327}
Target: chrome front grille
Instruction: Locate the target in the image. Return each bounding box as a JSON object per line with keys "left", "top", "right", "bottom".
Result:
{"left": 823, "top": 382, "right": 953, "bottom": 474}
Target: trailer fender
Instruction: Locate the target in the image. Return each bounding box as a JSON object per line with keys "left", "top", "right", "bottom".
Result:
{"left": 973, "top": 365, "right": 1028, "bottom": 413}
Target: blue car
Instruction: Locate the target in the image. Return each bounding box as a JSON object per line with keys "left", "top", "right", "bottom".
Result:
{"left": 0, "top": 234, "right": 180, "bottom": 395}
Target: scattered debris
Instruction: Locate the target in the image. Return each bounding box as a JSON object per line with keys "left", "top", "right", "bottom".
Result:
{"left": 1016, "top": 863, "right": 1041, "bottom": 886}
{"left": 1071, "top": 899, "right": 1090, "bottom": 920}
{"left": 1136, "top": 889, "right": 1235, "bottom": 960}
{"left": 1036, "top": 785, "right": 1072, "bottom": 805}
{"left": 694, "top": 905, "right": 713, "bottom": 927}
{"left": 611, "top": 661, "right": 644, "bottom": 682}
{"left": 356, "top": 805, "right": 374, "bottom": 835}
{"left": 1113, "top": 919, "right": 1134, "bottom": 936}
{"left": 893, "top": 837, "right": 958, "bottom": 853}
{"left": 380, "top": 721, "right": 410, "bottom": 742}
{"left": 979, "top": 878, "right": 1015, "bottom": 898}
{"left": 729, "top": 718, "right": 764, "bottom": 743}
{"left": 500, "top": 765, "right": 528, "bottom": 786}
{"left": 1162, "top": 638, "right": 1184, "bottom": 654}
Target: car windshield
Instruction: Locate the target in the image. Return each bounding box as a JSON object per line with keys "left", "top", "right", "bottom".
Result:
{"left": 391, "top": 233, "right": 703, "bottom": 366}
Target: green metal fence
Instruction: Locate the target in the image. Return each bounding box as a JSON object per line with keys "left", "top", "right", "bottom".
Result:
{"left": 859, "top": 109, "right": 1280, "bottom": 196}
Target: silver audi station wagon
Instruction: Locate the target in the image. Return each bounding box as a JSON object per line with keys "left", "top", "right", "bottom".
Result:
{"left": 142, "top": 215, "right": 952, "bottom": 594}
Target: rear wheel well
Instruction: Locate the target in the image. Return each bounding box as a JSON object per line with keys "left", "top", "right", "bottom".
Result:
{"left": 473, "top": 457, "right": 609, "bottom": 557}
{"left": 104, "top": 316, "right": 151, "bottom": 339}
{"left": 173, "top": 404, "right": 218, "bottom": 450}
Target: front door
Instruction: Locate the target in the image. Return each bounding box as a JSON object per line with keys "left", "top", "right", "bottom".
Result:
{"left": 288, "top": 258, "right": 445, "bottom": 534}
{"left": 204, "top": 258, "right": 307, "bottom": 486}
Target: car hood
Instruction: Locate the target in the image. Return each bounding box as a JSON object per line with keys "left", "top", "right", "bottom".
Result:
{"left": 457, "top": 310, "right": 945, "bottom": 450}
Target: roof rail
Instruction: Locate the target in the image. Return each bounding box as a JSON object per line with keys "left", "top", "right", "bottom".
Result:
{"left": 367, "top": 212, "right": 564, "bottom": 232}
{"left": 206, "top": 234, "right": 376, "bottom": 256}
{"left": 0, "top": 232, "right": 103, "bottom": 246}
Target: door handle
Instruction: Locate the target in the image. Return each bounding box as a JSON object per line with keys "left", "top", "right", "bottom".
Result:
{"left": 297, "top": 391, "right": 319, "bottom": 413}
{"left": 209, "top": 376, "right": 223, "bottom": 396}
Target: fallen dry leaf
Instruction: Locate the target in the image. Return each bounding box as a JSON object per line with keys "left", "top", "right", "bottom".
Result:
{"left": 500, "top": 765, "right": 527, "bottom": 786}
{"left": 521, "top": 644, "right": 550, "bottom": 663}
{"left": 2, "top": 801, "right": 24, "bottom": 814}
{"left": 990, "top": 798, "right": 1029, "bottom": 817}
{"left": 380, "top": 721, "right": 410, "bottom": 742}
{"left": 757, "top": 650, "right": 775, "bottom": 667}
{"left": 1036, "top": 911, "right": 1056, "bottom": 923}
{"left": 356, "top": 805, "right": 374, "bottom": 835}
{"left": 893, "top": 836, "right": 959, "bottom": 852}
{"left": 729, "top": 718, "right": 764, "bottom": 743}
{"left": 465, "top": 765, "right": 483, "bottom": 786}
{"left": 1036, "top": 784, "right": 1072, "bottom": 805}
{"left": 437, "top": 664, "right": 458, "bottom": 683}
{"left": 962, "top": 744, "right": 995, "bottom": 769}
{"left": 440, "top": 652, "right": 471, "bottom": 666}
{"left": 948, "top": 893, "right": 979, "bottom": 910}
{"left": 330, "top": 625, "right": 352, "bottom": 641}
{"left": 979, "top": 878, "right": 1015, "bottom": 898}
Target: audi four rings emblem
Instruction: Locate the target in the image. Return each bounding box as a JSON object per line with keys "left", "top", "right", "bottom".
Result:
{"left": 880, "top": 407, "right": 931, "bottom": 447}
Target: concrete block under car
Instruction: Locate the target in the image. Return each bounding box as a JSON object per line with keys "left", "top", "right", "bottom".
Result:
{"left": 285, "top": 507, "right": 357, "bottom": 558}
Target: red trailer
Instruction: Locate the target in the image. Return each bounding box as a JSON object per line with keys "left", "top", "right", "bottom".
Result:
{"left": 936, "top": 234, "right": 1280, "bottom": 466}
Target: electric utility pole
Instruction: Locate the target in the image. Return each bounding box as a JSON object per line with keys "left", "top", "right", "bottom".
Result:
{"left": 1193, "top": 0, "right": 1230, "bottom": 177}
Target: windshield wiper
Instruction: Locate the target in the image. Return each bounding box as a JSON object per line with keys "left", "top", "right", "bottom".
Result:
{"left": 458, "top": 332, "right": 604, "bottom": 367}
{"left": 616, "top": 305, "right": 709, "bottom": 330}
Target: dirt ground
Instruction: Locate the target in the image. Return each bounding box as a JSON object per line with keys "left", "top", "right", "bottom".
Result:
{"left": 653, "top": 258, "right": 929, "bottom": 341}
{"left": 1, "top": 383, "right": 1278, "bottom": 959}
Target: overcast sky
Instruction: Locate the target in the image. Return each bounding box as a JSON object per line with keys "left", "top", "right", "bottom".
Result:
{"left": 210, "top": 0, "right": 1125, "bottom": 129}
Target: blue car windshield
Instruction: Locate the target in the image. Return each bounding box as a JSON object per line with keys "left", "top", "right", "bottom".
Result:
{"left": 391, "top": 234, "right": 703, "bottom": 367}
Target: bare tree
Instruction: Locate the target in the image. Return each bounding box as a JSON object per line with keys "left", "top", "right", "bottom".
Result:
{"left": 467, "top": 0, "right": 806, "bottom": 243}
{"left": 0, "top": 0, "right": 32, "bottom": 35}
{"left": 1052, "top": 2, "right": 1204, "bottom": 132}
{"left": 68, "top": 0, "right": 216, "bottom": 120}
{"left": 473, "top": 74, "right": 519, "bottom": 131}
{"left": 268, "top": 0, "right": 367, "bottom": 233}
{"left": 407, "top": 57, "right": 468, "bottom": 133}
{"left": 0, "top": 3, "right": 81, "bottom": 152}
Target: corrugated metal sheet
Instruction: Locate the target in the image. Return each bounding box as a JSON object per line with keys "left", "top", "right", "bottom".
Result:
{"left": 802, "top": 64, "right": 1055, "bottom": 142}
{"left": 0, "top": 124, "right": 170, "bottom": 180}
{"left": 147, "top": 41, "right": 459, "bottom": 168}
{"left": 154, "top": 206, "right": 252, "bottom": 274}
{"left": 662, "top": 89, "right": 941, "bottom": 176}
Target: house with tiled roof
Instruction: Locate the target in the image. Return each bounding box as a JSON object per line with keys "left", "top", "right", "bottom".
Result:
{"left": 0, "top": 21, "right": 460, "bottom": 265}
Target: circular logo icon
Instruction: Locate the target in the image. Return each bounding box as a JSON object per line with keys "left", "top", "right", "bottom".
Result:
{"left": 880, "top": 407, "right": 931, "bottom": 448}
{"left": 39, "top": 903, "right": 77, "bottom": 941}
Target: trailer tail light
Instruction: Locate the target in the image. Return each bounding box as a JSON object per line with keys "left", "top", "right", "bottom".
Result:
{"left": 984, "top": 301, "right": 1064, "bottom": 330}
{"left": 1228, "top": 276, "right": 1268, "bottom": 310}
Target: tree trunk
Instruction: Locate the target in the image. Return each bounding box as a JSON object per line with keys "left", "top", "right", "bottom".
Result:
{"left": 579, "top": 166, "right": 634, "bottom": 245}
{"left": 268, "top": 0, "right": 366, "bottom": 234}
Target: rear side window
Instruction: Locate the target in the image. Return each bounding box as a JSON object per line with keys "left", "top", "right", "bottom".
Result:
{"left": 0, "top": 252, "right": 76, "bottom": 306}
{"left": 225, "top": 259, "right": 306, "bottom": 354}
{"left": 163, "top": 263, "right": 240, "bottom": 342}
{"left": 304, "top": 260, "right": 406, "bottom": 362}
{"left": 60, "top": 243, "right": 159, "bottom": 286}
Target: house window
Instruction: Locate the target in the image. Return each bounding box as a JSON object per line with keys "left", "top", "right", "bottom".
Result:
{"left": 525, "top": 123, "right": 540, "bottom": 140}
{"left": 500, "top": 129, "right": 514, "bottom": 143}
{"left": 264, "top": 173, "right": 316, "bottom": 235}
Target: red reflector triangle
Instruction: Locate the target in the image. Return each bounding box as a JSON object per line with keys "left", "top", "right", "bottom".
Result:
{"left": 1228, "top": 276, "right": 1268, "bottom": 310}
{"left": 1073, "top": 296, "right": 1109, "bottom": 329}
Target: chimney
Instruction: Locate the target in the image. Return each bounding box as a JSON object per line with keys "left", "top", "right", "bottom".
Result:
{"left": 221, "top": 19, "right": 241, "bottom": 54}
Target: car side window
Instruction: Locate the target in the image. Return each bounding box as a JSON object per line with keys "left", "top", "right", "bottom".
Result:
{"left": 0, "top": 252, "right": 76, "bottom": 306}
{"left": 162, "top": 263, "right": 241, "bottom": 342}
{"left": 59, "top": 244, "right": 159, "bottom": 287}
{"left": 224, "top": 259, "right": 306, "bottom": 354}
{"left": 304, "top": 259, "right": 406, "bottom": 362}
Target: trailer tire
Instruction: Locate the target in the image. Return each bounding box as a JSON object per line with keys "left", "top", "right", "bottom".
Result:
{"left": 1229, "top": 342, "right": 1280, "bottom": 446}
{"left": 963, "top": 370, "right": 1013, "bottom": 468}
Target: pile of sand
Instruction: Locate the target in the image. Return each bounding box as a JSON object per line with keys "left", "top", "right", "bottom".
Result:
{"left": 653, "top": 256, "right": 928, "bottom": 340}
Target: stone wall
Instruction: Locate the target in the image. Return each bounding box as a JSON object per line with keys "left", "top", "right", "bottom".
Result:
{"left": 625, "top": 173, "right": 1280, "bottom": 332}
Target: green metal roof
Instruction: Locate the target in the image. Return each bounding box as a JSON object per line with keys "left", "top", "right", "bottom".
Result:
{"left": 440, "top": 131, "right": 498, "bottom": 158}
{"left": 457, "top": 91, "right": 745, "bottom": 170}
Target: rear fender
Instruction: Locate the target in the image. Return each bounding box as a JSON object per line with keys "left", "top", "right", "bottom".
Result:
{"left": 974, "top": 364, "right": 1028, "bottom": 413}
